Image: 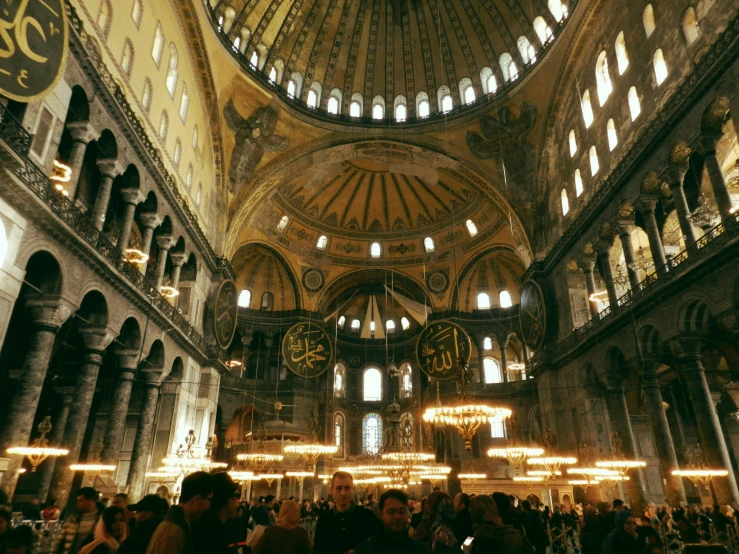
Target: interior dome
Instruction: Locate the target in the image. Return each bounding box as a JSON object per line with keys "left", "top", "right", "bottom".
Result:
{"left": 232, "top": 243, "right": 299, "bottom": 311}
{"left": 456, "top": 249, "right": 525, "bottom": 311}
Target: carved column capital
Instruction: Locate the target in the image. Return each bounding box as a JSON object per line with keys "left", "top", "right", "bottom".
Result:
{"left": 156, "top": 234, "right": 175, "bottom": 251}
{"left": 120, "top": 187, "right": 143, "bottom": 206}
{"left": 140, "top": 365, "right": 164, "bottom": 386}
{"left": 139, "top": 212, "right": 162, "bottom": 230}
{"left": 66, "top": 120, "right": 96, "bottom": 144}
{"left": 26, "top": 297, "right": 74, "bottom": 332}
{"left": 96, "top": 158, "right": 123, "bottom": 180}
{"left": 78, "top": 326, "right": 113, "bottom": 364}
{"left": 169, "top": 251, "right": 188, "bottom": 267}
{"left": 634, "top": 195, "right": 659, "bottom": 214}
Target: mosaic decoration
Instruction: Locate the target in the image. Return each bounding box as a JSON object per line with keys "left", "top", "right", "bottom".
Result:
{"left": 519, "top": 280, "right": 547, "bottom": 351}
{"left": 427, "top": 270, "right": 450, "bottom": 295}
{"left": 302, "top": 268, "right": 325, "bottom": 293}
{"left": 213, "top": 280, "right": 238, "bottom": 348}
{"left": 281, "top": 322, "right": 334, "bottom": 378}
{"left": 388, "top": 243, "right": 417, "bottom": 255}
{"left": 416, "top": 321, "right": 471, "bottom": 381}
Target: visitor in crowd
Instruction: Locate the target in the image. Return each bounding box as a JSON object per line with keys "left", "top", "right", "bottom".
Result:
{"left": 79, "top": 506, "right": 127, "bottom": 554}
{"left": 469, "top": 495, "right": 532, "bottom": 554}
{"left": 451, "top": 493, "right": 473, "bottom": 544}
{"left": 355, "top": 489, "right": 427, "bottom": 554}
{"left": 603, "top": 510, "right": 638, "bottom": 554}
{"left": 414, "top": 492, "right": 457, "bottom": 553}
{"left": 0, "top": 507, "right": 11, "bottom": 542}
{"left": 579, "top": 507, "right": 604, "bottom": 554}
{"left": 2, "top": 524, "right": 34, "bottom": 554}
{"left": 244, "top": 506, "right": 270, "bottom": 551}
{"left": 636, "top": 515, "right": 661, "bottom": 548}
{"left": 43, "top": 500, "right": 62, "bottom": 522}
{"left": 52, "top": 487, "right": 103, "bottom": 554}
{"left": 112, "top": 495, "right": 133, "bottom": 530}
{"left": 117, "top": 495, "right": 169, "bottom": 554}
{"left": 520, "top": 500, "right": 548, "bottom": 554}
{"left": 312, "top": 471, "right": 377, "bottom": 554}
{"left": 146, "top": 471, "right": 213, "bottom": 554}
{"left": 253, "top": 500, "right": 311, "bottom": 554}
{"left": 21, "top": 500, "right": 41, "bottom": 522}
{"left": 192, "top": 472, "right": 239, "bottom": 554}
{"left": 410, "top": 497, "right": 425, "bottom": 531}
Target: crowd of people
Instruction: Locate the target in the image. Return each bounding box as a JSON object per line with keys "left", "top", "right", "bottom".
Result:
{"left": 1, "top": 474, "right": 738, "bottom": 554}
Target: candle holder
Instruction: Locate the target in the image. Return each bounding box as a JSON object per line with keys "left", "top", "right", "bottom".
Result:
{"left": 7, "top": 417, "right": 68, "bottom": 472}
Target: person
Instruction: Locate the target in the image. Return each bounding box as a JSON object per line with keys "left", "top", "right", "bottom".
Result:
{"left": 21, "top": 500, "right": 41, "bottom": 521}
{"left": 146, "top": 471, "right": 214, "bottom": 554}
{"left": 79, "top": 506, "right": 127, "bottom": 554}
{"left": 414, "top": 492, "right": 457, "bottom": 553}
{"left": 469, "top": 495, "right": 532, "bottom": 554}
{"left": 520, "top": 500, "right": 548, "bottom": 554}
{"left": 253, "top": 501, "right": 311, "bottom": 554}
{"left": 313, "top": 471, "right": 378, "bottom": 554}
{"left": 411, "top": 498, "right": 425, "bottom": 531}
{"left": 192, "top": 472, "right": 239, "bottom": 554}
{"left": 355, "top": 489, "right": 427, "bottom": 554}
{"left": 0, "top": 507, "right": 11, "bottom": 542}
{"left": 43, "top": 501, "right": 62, "bottom": 522}
{"left": 635, "top": 515, "right": 661, "bottom": 548}
{"left": 603, "top": 510, "right": 639, "bottom": 554}
{"left": 451, "top": 493, "right": 473, "bottom": 544}
{"left": 579, "top": 508, "right": 604, "bottom": 554}
{"left": 244, "top": 507, "right": 270, "bottom": 551}
{"left": 118, "top": 495, "right": 169, "bottom": 554}
{"left": 112, "top": 495, "right": 133, "bottom": 530}
{"left": 52, "top": 487, "right": 103, "bottom": 554}
{"left": 2, "top": 525, "right": 35, "bottom": 554}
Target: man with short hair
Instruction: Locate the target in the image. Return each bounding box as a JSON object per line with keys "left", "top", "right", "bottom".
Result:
{"left": 452, "top": 493, "right": 473, "bottom": 543}
{"left": 146, "top": 471, "right": 213, "bottom": 554}
{"left": 113, "top": 493, "right": 133, "bottom": 528}
{"left": 119, "top": 495, "right": 169, "bottom": 554}
{"left": 313, "top": 471, "right": 379, "bottom": 554}
{"left": 355, "top": 489, "right": 427, "bottom": 554}
{"left": 51, "top": 487, "right": 102, "bottom": 554}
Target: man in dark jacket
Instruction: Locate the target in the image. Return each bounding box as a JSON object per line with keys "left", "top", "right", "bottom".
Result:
{"left": 520, "top": 500, "right": 548, "bottom": 554}
{"left": 452, "top": 493, "right": 474, "bottom": 543}
{"left": 192, "top": 472, "right": 239, "bottom": 554}
{"left": 118, "top": 495, "right": 169, "bottom": 554}
{"left": 355, "top": 489, "right": 427, "bottom": 554}
{"left": 313, "top": 471, "right": 379, "bottom": 554}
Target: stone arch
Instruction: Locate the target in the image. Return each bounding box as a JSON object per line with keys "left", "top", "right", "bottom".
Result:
{"left": 24, "top": 250, "right": 63, "bottom": 295}
{"left": 168, "top": 356, "right": 184, "bottom": 381}
{"left": 605, "top": 345, "right": 629, "bottom": 382}
{"left": 679, "top": 298, "right": 712, "bottom": 334}
{"left": 450, "top": 245, "right": 524, "bottom": 311}
{"left": 117, "top": 317, "right": 142, "bottom": 351}
{"left": 638, "top": 324, "right": 661, "bottom": 358}
{"left": 144, "top": 339, "right": 166, "bottom": 369}
{"left": 76, "top": 289, "right": 109, "bottom": 328}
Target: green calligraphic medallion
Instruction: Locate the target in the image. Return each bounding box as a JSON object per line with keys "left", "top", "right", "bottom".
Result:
{"left": 0, "top": 0, "right": 69, "bottom": 101}
{"left": 519, "top": 280, "right": 546, "bottom": 351}
{"left": 282, "top": 322, "right": 334, "bottom": 378}
{"left": 416, "top": 320, "right": 471, "bottom": 381}
{"left": 214, "top": 280, "right": 238, "bottom": 349}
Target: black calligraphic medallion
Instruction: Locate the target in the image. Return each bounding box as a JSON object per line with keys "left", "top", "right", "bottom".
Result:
{"left": 0, "top": 0, "right": 68, "bottom": 101}
{"left": 214, "top": 280, "right": 238, "bottom": 349}
{"left": 282, "top": 322, "right": 333, "bottom": 378}
{"left": 519, "top": 280, "right": 546, "bottom": 351}
{"left": 416, "top": 320, "right": 471, "bottom": 381}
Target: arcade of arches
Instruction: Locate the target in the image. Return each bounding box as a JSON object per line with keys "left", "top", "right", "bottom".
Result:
{"left": 1, "top": 0, "right": 739, "bottom": 513}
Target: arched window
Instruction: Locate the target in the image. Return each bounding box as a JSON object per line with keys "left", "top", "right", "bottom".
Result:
{"left": 287, "top": 72, "right": 303, "bottom": 99}
{"left": 269, "top": 67, "right": 277, "bottom": 83}
{"left": 142, "top": 78, "right": 153, "bottom": 114}
{"left": 233, "top": 37, "right": 241, "bottom": 52}
{"left": 351, "top": 319, "right": 361, "bottom": 331}
{"left": 581, "top": 89, "right": 594, "bottom": 128}
{"left": 364, "top": 368, "right": 382, "bottom": 401}
{"left": 350, "top": 92, "right": 364, "bottom": 117}
{"left": 287, "top": 80, "right": 296, "bottom": 98}
{"left": 386, "top": 320, "right": 395, "bottom": 333}
{"left": 561, "top": 188, "right": 570, "bottom": 215}
{"left": 480, "top": 68, "right": 497, "bottom": 95}
{"left": 509, "top": 61, "right": 519, "bottom": 81}
{"left": 569, "top": 130, "right": 577, "bottom": 157}
{"left": 363, "top": 413, "right": 382, "bottom": 454}
{"left": 683, "top": 8, "right": 699, "bottom": 46}
{"left": 261, "top": 291, "right": 274, "bottom": 310}
{"left": 615, "top": 32, "right": 629, "bottom": 75}
{"left": 97, "top": 0, "right": 113, "bottom": 39}
{"left": 316, "top": 235, "right": 328, "bottom": 250}
{"left": 548, "top": 0, "right": 565, "bottom": 22}
{"left": 186, "top": 164, "right": 193, "bottom": 190}
{"left": 192, "top": 126, "right": 199, "bottom": 150}
{"left": 195, "top": 184, "right": 202, "bottom": 206}
{"left": 179, "top": 83, "right": 190, "bottom": 122}
{"left": 401, "top": 317, "right": 410, "bottom": 330}
{"left": 653, "top": 49, "right": 668, "bottom": 86}
{"left": 277, "top": 215, "right": 289, "bottom": 231}
{"left": 607, "top": 119, "right": 618, "bottom": 151}
{"left": 466, "top": 219, "right": 478, "bottom": 237}
{"left": 372, "top": 96, "right": 385, "bottom": 119}
{"left": 238, "top": 290, "right": 251, "bottom": 308}
{"left": 394, "top": 95, "right": 407, "bottom": 122}
{"left": 500, "top": 53, "right": 514, "bottom": 81}
{"left": 328, "top": 89, "right": 342, "bottom": 114}
{"left": 484, "top": 357, "right": 502, "bottom": 384}
{"left": 121, "top": 39, "right": 134, "bottom": 78}
{"left": 334, "top": 364, "right": 346, "bottom": 398}
{"left": 589, "top": 146, "right": 599, "bottom": 176}
{"left": 173, "top": 139, "right": 182, "bottom": 168}
{"left": 338, "top": 315, "right": 346, "bottom": 328}
{"left": 533, "top": 17, "right": 552, "bottom": 45}
{"left": 165, "top": 44, "right": 179, "bottom": 97}
{"left": 477, "top": 292, "right": 491, "bottom": 309}
{"left": 307, "top": 82, "right": 322, "bottom": 108}
{"left": 483, "top": 337, "right": 493, "bottom": 350}
{"left": 500, "top": 290, "right": 513, "bottom": 308}
{"left": 416, "top": 92, "right": 430, "bottom": 118}
{"left": 628, "top": 86, "right": 641, "bottom": 121}
{"left": 491, "top": 420, "right": 506, "bottom": 438}
{"left": 423, "top": 237, "right": 435, "bottom": 253}
{"left": 159, "top": 111, "right": 169, "bottom": 140}
{"left": 574, "top": 169, "right": 583, "bottom": 197}
{"left": 518, "top": 36, "right": 533, "bottom": 64}
{"left": 370, "top": 242, "right": 381, "bottom": 258}
{"left": 459, "top": 78, "right": 475, "bottom": 104}
{"left": 595, "top": 51, "right": 612, "bottom": 106}
{"left": 437, "top": 86, "right": 452, "bottom": 114}
{"left": 152, "top": 23, "right": 165, "bottom": 67}
{"left": 643, "top": 5, "right": 656, "bottom": 38}
{"left": 334, "top": 413, "right": 344, "bottom": 455}
{"left": 131, "top": 0, "right": 143, "bottom": 27}
{"left": 249, "top": 51, "right": 259, "bottom": 68}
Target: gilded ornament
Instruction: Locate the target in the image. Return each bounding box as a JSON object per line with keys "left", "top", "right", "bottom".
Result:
{"left": 669, "top": 142, "right": 692, "bottom": 166}
{"left": 640, "top": 172, "right": 662, "bottom": 195}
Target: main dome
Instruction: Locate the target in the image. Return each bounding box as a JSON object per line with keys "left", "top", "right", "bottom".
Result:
{"left": 206, "top": 0, "right": 575, "bottom": 124}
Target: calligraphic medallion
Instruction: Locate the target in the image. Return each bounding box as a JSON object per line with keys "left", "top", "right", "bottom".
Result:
{"left": 0, "top": 0, "right": 69, "bottom": 102}
{"left": 281, "top": 322, "right": 333, "bottom": 379}
{"left": 519, "top": 280, "right": 547, "bottom": 351}
{"left": 213, "top": 280, "right": 238, "bottom": 349}
{"left": 416, "top": 320, "right": 471, "bottom": 381}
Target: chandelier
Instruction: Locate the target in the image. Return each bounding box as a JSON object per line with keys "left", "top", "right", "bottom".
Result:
{"left": 612, "top": 265, "right": 630, "bottom": 288}
{"left": 487, "top": 415, "right": 544, "bottom": 473}
{"left": 458, "top": 473, "right": 487, "bottom": 480}
{"left": 671, "top": 443, "right": 729, "bottom": 489}
{"left": 159, "top": 286, "right": 179, "bottom": 298}
{"left": 237, "top": 452, "right": 284, "bottom": 471}
{"left": 7, "top": 417, "right": 68, "bottom": 472}
{"left": 70, "top": 464, "right": 117, "bottom": 481}
{"left": 595, "top": 433, "right": 646, "bottom": 475}
{"left": 524, "top": 429, "right": 576, "bottom": 480}
{"left": 588, "top": 291, "right": 609, "bottom": 304}
{"left": 569, "top": 478, "right": 600, "bottom": 491}
{"left": 627, "top": 240, "right": 655, "bottom": 273}
{"left": 284, "top": 444, "right": 338, "bottom": 466}
{"left": 124, "top": 249, "right": 149, "bottom": 264}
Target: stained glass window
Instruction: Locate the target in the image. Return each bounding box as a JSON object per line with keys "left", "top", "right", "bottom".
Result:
{"left": 363, "top": 413, "right": 382, "bottom": 454}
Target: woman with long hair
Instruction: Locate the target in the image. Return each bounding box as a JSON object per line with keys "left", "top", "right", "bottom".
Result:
{"left": 79, "top": 506, "right": 127, "bottom": 554}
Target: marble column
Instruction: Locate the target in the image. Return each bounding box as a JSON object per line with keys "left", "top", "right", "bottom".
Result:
{"left": 701, "top": 134, "right": 734, "bottom": 219}
{"left": 578, "top": 259, "right": 600, "bottom": 319}
{"left": 117, "top": 189, "right": 142, "bottom": 253}
{"left": 49, "top": 326, "right": 110, "bottom": 510}
{"left": 138, "top": 212, "right": 161, "bottom": 276}
{"left": 641, "top": 362, "right": 686, "bottom": 505}
{"left": 153, "top": 235, "right": 174, "bottom": 291}
{"left": 636, "top": 198, "right": 668, "bottom": 269}
{"left": 677, "top": 341, "right": 739, "bottom": 505}
{"left": 0, "top": 297, "right": 70, "bottom": 497}
{"left": 595, "top": 240, "right": 618, "bottom": 307}
{"left": 169, "top": 251, "right": 188, "bottom": 301}
{"left": 37, "top": 391, "right": 73, "bottom": 503}
{"left": 605, "top": 384, "right": 648, "bottom": 510}
{"left": 667, "top": 164, "right": 698, "bottom": 247}
{"left": 100, "top": 349, "right": 139, "bottom": 464}
{"left": 499, "top": 337, "right": 508, "bottom": 383}
{"left": 127, "top": 368, "right": 163, "bottom": 501}
{"left": 616, "top": 224, "right": 641, "bottom": 289}
{"left": 65, "top": 121, "right": 95, "bottom": 200}
{"left": 90, "top": 159, "right": 123, "bottom": 232}
{"left": 475, "top": 336, "right": 486, "bottom": 384}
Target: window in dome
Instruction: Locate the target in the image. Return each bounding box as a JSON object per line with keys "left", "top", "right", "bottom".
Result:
{"left": 287, "top": 80, "right": 296, "bottom": 98}
{"left": 589, "top": 146, "right": 599, "bottom": 176}
{"left": 401, "top": 317, "right": 410, "bottom": 330}
{"left": 316, "top": 235, "right": 328, "bottom": 250}
{"left": 233, "top": 37, "right": 241, "bottom": 52}
{"left": 268, "top": 67, "right": 277, "bottom": 83}
{"left": 509, "top": 61, "right": 519, "bottom": 81}
{"left": 466, "top": 219, "right": 478, "bottom": 237}
{"left": 607, "top": 119, "right": 618, "bottom": 151}
{"left": 533, "top": 17, "right": 553, "bottom": 45}
{"left": 277, "top": 215, "right": 289, "bottom": 232}
{"left": 484, "top": 357, "right": 502, "bottom": 384}
{"left": 338, "top": 315, "right": 346, "bottom": 328}
{"left": 307, "top": 90, "right": 318, "bottom": 108}
{"left": 152, "top": 23, "right": 164, "bottom": 67}
{"left": 628, "top": 87, "right": 641, "bottom": 121}
{"left": 394, "top": 95, "right": 407, "bottom": 122}
{"left": 581, "top": 89, "right": 594, "bottom": 128}
{"left": 484, "top": 337, "right": 493, "bottom": 350}
{"left": 121, "top": 39, "right": 134, "bottom": 78}
{"left": 179, "top": 83, "right": 190, "bottom": 122}
{"left": 653, "top": 49, "right": 668, "bottom": 85}
{"left": 437, "top": 86, "right": 453, "bottom": 114}
{"left": 416, "top": 92, "right": 430, "bottom": 118}
{"left": 261, "top": 291, "right": 273, "bottom": 310}
{"left": 328, "top": 96, "right": 339, "bottom": 114}
{"left": 480, "top": 68, "right": 496, "bottom": 95}
{"left": 499, "top": 53, "right": 512, "bottom": 81}
{"left": 132, "top": 0, "right": 143, "bottom": 27}
{"left": 364, "top": 368, "right": 382, "bottom": 401}
{"left": 500, "top": 290, "right": 513, "bottom": 308}
{"left": 159, "top": 111, "right": 169, "bottom": 140}
{"left": 561, "top": 188, "right": 569, "bottom": 215}
{"left": 238, "top": 290, "right": 251, "bottom": 308}
{"left": 97, "top": 0, "right": 112, "bottom": 39}
{"left": 643, "top": 5, "right": 656, "bottom": 38}
{"left": 615, "top": 32, "right": 629, "bottom": 75}
{"left": 173, "top": 139, "right": 182, "bottom": 168}
{"left": 423, "top": 237, "right": 435, "bottom": 253}
{"left": 548, "top": 0, "right": 565, "bottom": 22}
{"left": 459, "top": 78, "right": 474, "bottom": 104}
{"left": 372, "top": 96, "right": 385, "bottom": 119}
{"left": 683, "top": 8, "right": 699, "bottom": 46}
{"left": 386, "top": 320, "right": 395, "bottom": 333}
{"left": 518, "top": 37, "right": 533, "bottom": 64}
{"left": 569, "top": 130, "right": 577, "bottom": 157}
{"left": 142, "top": 78, "right": 153, "bottom": 114}
{"left": 595, "top": 51, "right": 612, "bottom": 106}
{"left": 287, "top": 72, "right": 303, "bottom": 99}
{"left": 350, "top": 92, "right": 364, "bottom": 117}
{"left": 192, "top": 126, "right": 199, "bottom": 150}
{"left": 334, "top": 364, "right": 346, "bottom": 397}
{"left": 477, "top": 292, "right": 491, "bottom": 309}
{"left": 351, "top": 319, "right": 360, "bottom": 331}
{"left": 334, "top": 412, "right": 344, "bottom": 452}
{"left": 186, "top": 164, "right": 193, "bottom": 190}
{"left": 249, "top": 51, "right": 258, "bottom": 68}
{"left": 362, "top": 413, "right": 382, "bottom": 454}
{"left": 575, "top": 169, "right": 583, "bottom": 197}
{"left": 165, "top": 44, "right": 179, "bottom": 98}
{"left": 370, "top": 242, "right": 382, "bottom": 258}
